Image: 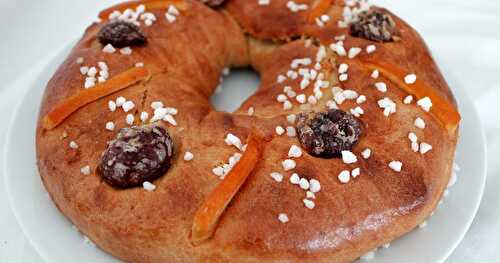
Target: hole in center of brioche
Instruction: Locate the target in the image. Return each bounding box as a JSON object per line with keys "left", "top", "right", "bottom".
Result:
{"left": 210, "top": 67, "right": 260, "bottom": 113}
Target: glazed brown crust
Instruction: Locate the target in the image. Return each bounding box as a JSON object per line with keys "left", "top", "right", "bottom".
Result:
{"left": 36, "top": 1, "right": 459, "bottom": 262}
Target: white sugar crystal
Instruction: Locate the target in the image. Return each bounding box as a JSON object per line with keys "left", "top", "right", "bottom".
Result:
{"left": 300, "top": 78, "right": 310, "bottom": 90}
{"left": 286, "top": 126, "right": 296, "bottom": 137}
{"left": 307, "top": 95, "right": 317, "bottom": 105}
{"left": 338, "top": 170, "right": 350, "bottom": 184}
{"left": 143, "top": 181, "right": 156, "bottom": 192}
{"left": 303, "top": 199, "right": 315, "bottom": 209}
{"left": 330, "top": 42, "right": 346, "bottom": 56}
{"left": 102, "top": 44, "right": 116, "bottom": 53}
{"left": 126, "top": 114, "right": 134, "bottom": 125}
{"left": 247, "top": 107, "right": 254, "bottom": 116}
{"left": 341, "top": 150, "right": 357, "bottom": 164}
{"left": 408, "top": 132, "right": 418, "bottom": 143}
{"left": 278, "top": 213, "right": 289, "bottom": 223}
{"left": 163, "top": 114, "right": 177, "bottom": 126}
{"left": 135, "top": 62, "right": 144, "bottom": 67}
{"left": 225, "top": 133, "right": 244, "bottom": 151}
{"left": 326, "top": 100, "right": 338, "bottom": 110}
{"left": 348, "top": 47, "right": 362, "bottom": 58}
{"left": 339, "top": 73, "right": 348, "bottom": 82}
{"left": 405, "top": 73, "right": 417, "bottom": 84}
{"left": 351, "top": 167, "right": 360, "bottom": 178}
{"left": 79, "top": 66, "right": 89, "bottom": 75}
{"left": 76, "top": 57, "right": 84, "bottom": 64}
{"left": 420, "top": 142, "right": 433, "bottom": 154}
{"left": 306, "top": 191, "right": 316, "bottom": 199}
{"left": 338, "top": 63, "right": 349, "bottom": 74}
{"left": 140, "top": 111, "right": 149, "bottom": 122}
{"left": 120, "top": 47, "right": 132, "bottom": 55}
{"left": 389, "top": 161, "right": 403, "bottom": 172}
{"left": 165, "top": 13, "right": 176, "bottom": 23}
{"left": 270, "top": 172, "right": 284, "bottom": 182}
{"left": 122, "top": 101, "right": 135, "bottom": 112}
{"left": 371, "top": 69, "right": 379, "bottom": 79}
{"left": 167, "top": 5, "right": 179, "bottom": 15}
{"left": 105, "top": 121, "right": 115, "bottom": 131}
{"left": 282, "top": 159, "right": 296, "bottom": 171}
{"left": 309, "top": 179, "right": 321, "bottom": 193}
{"left": 299, "top": 178, "right": 310, "bottom": 190}
{"left": 290, "top": 173, "right": 300, "bottom": 184}
{"left": 212, "top": 166, "right": 224, "bottom": 177}
{"left": 378, "top": 98, "right": 396, "bottom": 116}
{"left": 283, "top": 100, "right": 292, "bottom": 110}
{"left": 361, "top": 148, "right": 371, "bottom": 159}
{"left": 343, "top": 90, "right": 358, "bottom": 99}
{"left": 277, "top": 74, "right": 286, "bottom": 83}
{"left": 80, "top": 165, "right": 91, "bottom": 175}
{"left": 414, "top": 117, "right": 426, "bottom": 129}
{"left": 356, "top": 95, "right": 366, "bottom": 104}
{"left": 258, "top": 0, "right": 270, "bottom": 5}
{"left": 151, "top": 101, "right": 164, "bottom": 109}
{"left": 403, "top": 95, "right": 413, "bottom": 104}
{"left": 411, "top": 141, "right": 420, "bottom": 152}
{"left": 350, "top": 106, "right": 364, "bottom": 117}
{"left": 366, "top": 44, "right": 376, "bottom": 54}
{"left": 69, "top": 141, "right": 79, "bottom": 149}
{"left": 320, "top": 14, "right": 330, "bottom": 22}
{"left": 116, "top": 96, "right": 126, "bottom": 107}
{"left": 84, "top": 78, "right": 96, "bottom": 89}
{"left": 288, "top": 145, "right": 302, "bottom": 158}
{"left": 276, "top": 126, "right": 285, "bottom": 135}
{"left": 183, "top": 151, "right": 194, "bottom": 161}
{"left": 287, "top": 114, "right": 296, "bottom": 124}
{"left": 375, "top": 82, "right": 387, "bottom": 93}
{"left": 165, "top": 107, "right": 178, "bottom": 115}
{"left": 417, "top": 97, "right": 433, "bottom": 112}
{"left": 277, "top": 94, "right": 288, "bottom": 102}
{"left": 108, "top": 101, "right": 117, "bottom": 112}
{"left": 97, "top": 62, "right": 108, "bottom": 72}
{"left": 287, "top": 70, "right": 298, "bottom": 79}
{"left": 334, "top": 92, "right": 346, "bottom": 105}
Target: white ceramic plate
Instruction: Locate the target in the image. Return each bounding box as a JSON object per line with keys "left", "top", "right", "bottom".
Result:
{"left": 3, "top": 42, "right": 487, "bottom": 263}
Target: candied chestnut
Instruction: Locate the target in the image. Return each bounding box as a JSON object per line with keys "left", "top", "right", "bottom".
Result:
{"left": 97, "top": 21, "right": 147, "bottom": 48}
{"left": 198, "top": 0, "right": 226, "bottom": 7}
{"left": 296, "top": 109, "right": 362, "bottom": 158}
{"left": 98, "top": 125, "right": 174, "bottom": 188}
{"left": 350, "top": 10, "right": 396, "bottom": 42}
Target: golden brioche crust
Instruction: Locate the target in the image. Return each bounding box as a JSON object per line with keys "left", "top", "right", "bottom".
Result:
{"left": 36, "top": 0, "right": 459, "bottom": 262}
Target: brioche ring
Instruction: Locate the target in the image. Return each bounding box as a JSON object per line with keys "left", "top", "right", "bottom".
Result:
{"left": 36, "top": 0, "right": 460, "bottom": 262}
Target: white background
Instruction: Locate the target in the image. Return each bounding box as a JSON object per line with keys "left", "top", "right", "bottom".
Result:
{"left": 0, "top": 0, "right": 499, "bottom": 262}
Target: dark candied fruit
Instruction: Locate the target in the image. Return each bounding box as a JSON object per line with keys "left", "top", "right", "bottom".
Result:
{"left": 350, "top": 10, "right": 396, "bottom": 42}
{"left": 98, "top": 125, "right": 174, "bottom": 188}
{"left": 198, "top": 0, "right": 226, "bottom": 7}
{"left": 97, "top": 21, "right": 147, "bottom": 48}
{"left": 296, "top": 109, "right": 362, "bottom": 158}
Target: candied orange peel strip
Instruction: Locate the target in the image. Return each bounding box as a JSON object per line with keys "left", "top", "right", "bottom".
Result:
{"left": 360, "top": 59, "right": 461, "bottom": 135}
{"left": 42, "top": 67, "right": 150, "bottom": 130}
{"left": 98, "top": 0, "right": 188, "bottom": 21}
{"left": 191, "top": 132, "right": 263, "bottom": 245}
{"left": 308, "top": 0, "right": 332, "bottom": 23}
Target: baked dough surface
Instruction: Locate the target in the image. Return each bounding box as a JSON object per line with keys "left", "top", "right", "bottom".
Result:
{"left": 36, "top": 1, "right": 459, "bottom": 262}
